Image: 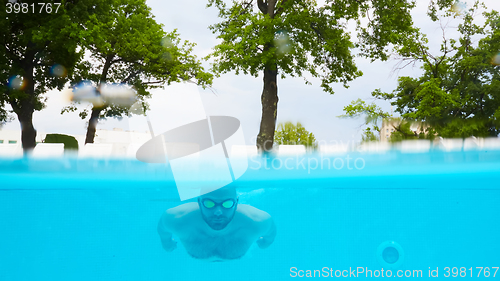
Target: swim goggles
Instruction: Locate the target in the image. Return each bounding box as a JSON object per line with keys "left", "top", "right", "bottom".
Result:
{"left": 201, "top": 199, "right": 236, "bottom": 209}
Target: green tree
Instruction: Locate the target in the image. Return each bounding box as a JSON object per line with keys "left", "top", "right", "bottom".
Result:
{"left": 338, "top": 98, "right": 390, "bottom": 142}
{"left": 339, "top": 98, "right": 390, "bottom": 126}
{"left": 361, "top": 127, "right": 379, "bottom": 142}
{"left": 274, "top": 121, "right": 316, "bottom": 148}
{"left": 62, "top": 0, "right": 212, "bottom": 144}
{"left": 339, "top": 99, "right": 435, "bottom": 142}
{"left": 374, "top": 1, "right": 500, "bottom": 138}
{"left": 1, "top": 0, "right": 101, "bottom": 152}
{"left": 206, "top": 0, "right": 426, "bottom": 152}
{"left": 387, "top": 120, "right": 437, "bottom": 142}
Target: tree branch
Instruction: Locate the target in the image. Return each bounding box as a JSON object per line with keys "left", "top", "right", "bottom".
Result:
{"left": 257, "top": 0, "right": 267, "bottom": 14}
{"left": 268, "top": 0, "right": 277, "bottom": 17}
{"left": 241, "top": 0, "right": 253, "bottom": 12}
{"left": 121, "top": 70, "right": 140, "bottom": 84}
{"left": 310, "top": 22, "right": 324, "bottom": 41}
{"left": 141, "top": 80, "right": 165, "bottom": 85}
{"left": 275, "top": 0, "right": 288, "bottom": 16}
{"left": 112, "top": 58, "right": 124, "bottom": 64}
{"left": 99, "top": 53, "right": 115, "bottom": 85}
{"left": 7, "top": 91, "right": 20, "bottom": 114}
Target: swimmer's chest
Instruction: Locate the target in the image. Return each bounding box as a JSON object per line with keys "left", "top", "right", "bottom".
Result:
{"left": 181, "top": 229, "right": 257, "bottom": 260}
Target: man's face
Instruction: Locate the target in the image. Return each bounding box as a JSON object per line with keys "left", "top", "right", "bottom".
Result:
{"left": 198, "top": 192, "right": 238, "bottom": 231}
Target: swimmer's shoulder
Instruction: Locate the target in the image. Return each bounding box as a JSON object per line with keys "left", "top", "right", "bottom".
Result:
{"left": 236, "top": 204, "right": 273, "bottom": 235}
{"left": 161, "top": 202, "right": 200, "bottom": 230}
{"left": 236, "top": 204, "right": 271, "bottom": 222}
{"left": 165, "top": 202, "right": 199, "bottom": 219}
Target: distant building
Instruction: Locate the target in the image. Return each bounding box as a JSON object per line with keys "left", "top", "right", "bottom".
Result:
{"left": 91, "top": 128, "right": 151, "bottom": 156}
{"left": 379, "top": 118, "right": 428, "bottom": 142}
{"left": 0, "top": 128, "right": 152, "bottom": 157}
{"left": 0, "top": 129, "right": 47, "bottom": 145}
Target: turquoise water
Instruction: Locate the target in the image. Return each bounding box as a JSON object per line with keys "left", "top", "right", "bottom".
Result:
{"left": 1, "top": 151, "right": 499, "bottom": 280}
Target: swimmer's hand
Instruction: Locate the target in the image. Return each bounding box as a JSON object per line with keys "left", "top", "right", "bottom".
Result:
{"left": 160, "top": 238, "right": 177, "bottom": 252}
{"left": 256, "top": 236, "right": 273, "bottom": 249}
{"left": 256, "top": 217, "right": 276, "bottom": 249}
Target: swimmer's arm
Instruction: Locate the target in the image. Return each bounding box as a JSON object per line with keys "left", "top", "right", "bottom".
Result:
{"left": 157, "top": 211, "right": 177, "bottom": 252}
{"left": 256, "top": 216, "right": 276, "bottom": 249}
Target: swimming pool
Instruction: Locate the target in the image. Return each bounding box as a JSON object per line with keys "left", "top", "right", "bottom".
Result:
{"left": 1, "top": 150, "right": 499, "bottom": 280}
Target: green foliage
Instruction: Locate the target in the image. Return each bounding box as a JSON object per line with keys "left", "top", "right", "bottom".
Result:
{"left": 205, "top": 0, "right": 430, "bottom": 85}
{"left": 383, "top": 117, "right": 438, "bottom": 142}
{"left": 361, "top": 127, "right": 379, "bottom": 142}
{"left": 376, "top": 1, "right": 500, "bottom": 138}
{"left": 1, "top": 0, "right": 97, "bottom": 119}
{"left": 387, "top": 120, "right": 418, "bottom": 142}
{"left": 67, "top": 0, "right": 213, "bottom": 120}
{"left": 339, "top": 98, "right": 389, "bottom": 142}
{"left": 274, "top": 122, "right": 316, "bottom": 148}
{"left": 44, "top": 134, "right": 79, "bottom": 151}
{"left": 206, "top": 0, "right": 449, "bottom": 150}
{"left": 340, "top": 99, "right": 437, "bottom": 142}
{"left": 207, "top": 0, "right": 418, "bottom": 93}
{"left": 387, "top": 120, "right": 437, "bottom": 142}
{"left": 353, "top": 0, "right": 421, "bottom": 61}
{"left": 1, "top": 0, "right": 108, "bottom": 150}
{"left": 339, "top": 98, "right": 391, "bottom": 126}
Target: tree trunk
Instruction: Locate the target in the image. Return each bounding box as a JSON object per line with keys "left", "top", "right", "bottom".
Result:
{"left": 13, "top": 43, "right": 37, "bottom": 154}
{"left": 256, "top": 65, "right": 278, "bottom": 152}
{"left": 85, "top": 107, "right": 103, "bottom": 144}
{"left": 17, "top": 106, "right": 37, "bottom": 153}
{"left": 84, "top": 54, "right": 114, "bottom": 144}
{"left": 256, "top": 1, "right": 278, "bottom": 152}
{"left": 18, "top": 82, "right": 37, "bottom": 153}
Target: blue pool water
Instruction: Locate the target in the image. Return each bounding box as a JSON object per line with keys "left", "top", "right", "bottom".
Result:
{"left": 1, "top": 150, "right": 499, "bottom": 280}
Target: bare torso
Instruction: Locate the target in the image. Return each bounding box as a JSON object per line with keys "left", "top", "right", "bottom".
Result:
{"left": 166, "top": 203, "right": 266, "bottom": 260}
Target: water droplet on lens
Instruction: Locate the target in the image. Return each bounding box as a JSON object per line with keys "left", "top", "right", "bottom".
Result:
{"left": 99, "top": 83, "right": 137, "bottom": 107}
{"left": 274, "top": 30, "right": 292, "bottom": 56}
{"left": 72, "top": 80, "right": 102, "bottom": 106}
{"left": 161, "top": 37, "right": 173, "bottom": 48}
{"left": 451, "top": 1, "right": 466, "bottom": 15}
{"left": 50, "top": 64, "right": 67, "bottom": 77}
{"left": 162, "top": 52, "right": 172, "bottom": 61}
{"left": 491, "top": 53, "right": 500, "bottom": 66}
{"left": 129, "top": 101, "right": 146, "bottom": 115}
{"left": 8, "top": 75, "right": 24, "bottom": 90}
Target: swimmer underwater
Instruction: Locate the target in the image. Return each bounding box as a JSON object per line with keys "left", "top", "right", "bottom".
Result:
{"left": 157, "top": 186, "right": 276, "bottom": 261}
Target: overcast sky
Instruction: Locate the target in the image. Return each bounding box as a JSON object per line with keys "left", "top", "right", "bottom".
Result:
{"left": 2, "top": 0, "right": 499, "bottom": 145}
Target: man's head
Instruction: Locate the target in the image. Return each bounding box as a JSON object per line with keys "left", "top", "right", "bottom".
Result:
{"left": 198, "top": 186, "right": 238, "bottom": 231}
